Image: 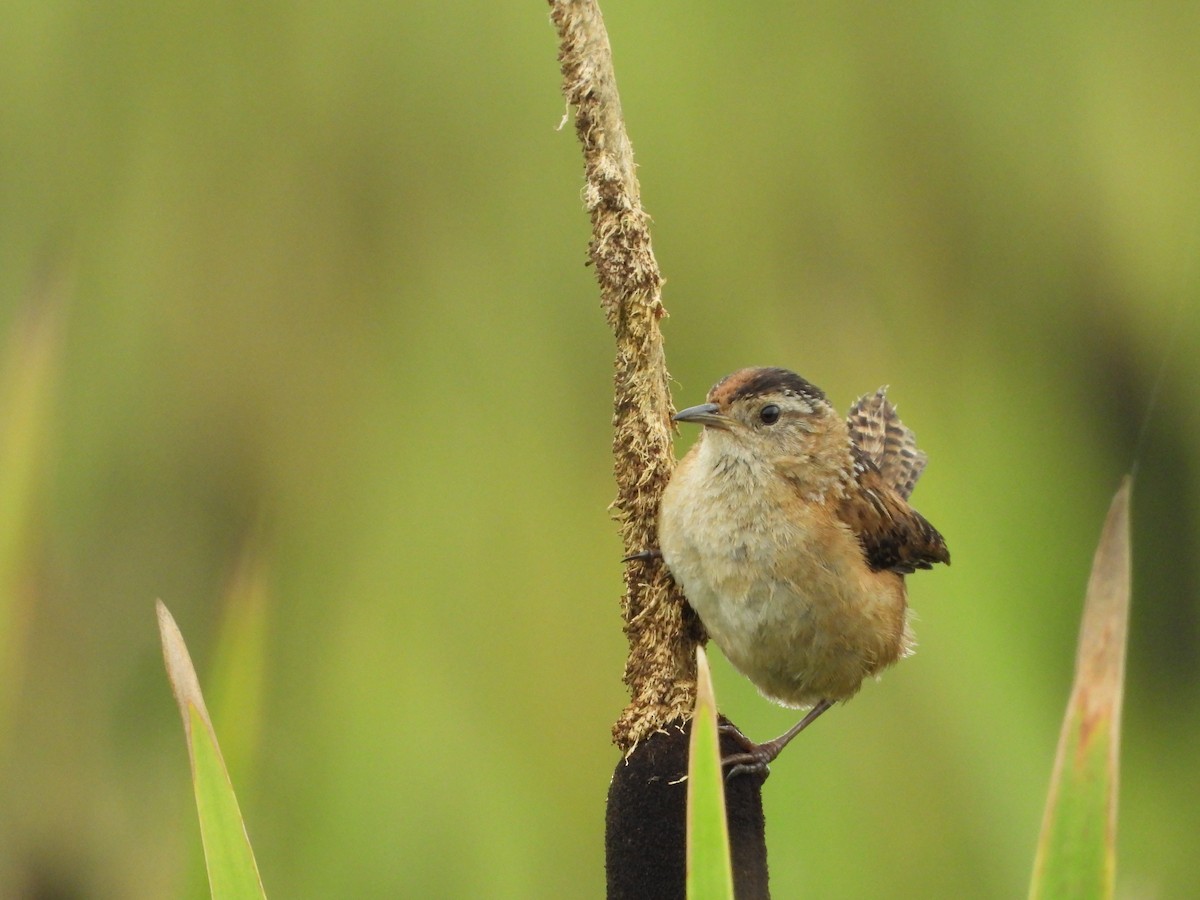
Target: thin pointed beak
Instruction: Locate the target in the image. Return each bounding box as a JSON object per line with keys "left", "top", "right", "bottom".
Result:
{"left": 673, "top": 403, "right": 733, "bottom": 431}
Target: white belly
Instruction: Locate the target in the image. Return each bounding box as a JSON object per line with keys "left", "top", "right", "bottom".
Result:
{"left": 660, "top": 453, "right": 911, "bottom": 708}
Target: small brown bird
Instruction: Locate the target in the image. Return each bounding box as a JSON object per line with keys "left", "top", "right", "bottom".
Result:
{"left": 659, "top": 367, "right": 949, "bottom": 775}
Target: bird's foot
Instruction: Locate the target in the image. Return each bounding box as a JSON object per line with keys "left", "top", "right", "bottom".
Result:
{"left": 721, "top": 741, "right": 782, "bottom": 781}
{"left": 716, "top": 722, "right": 772, "bottom": 780}
{"left": 719, "top": 699, "right": 836, "bottom": 780}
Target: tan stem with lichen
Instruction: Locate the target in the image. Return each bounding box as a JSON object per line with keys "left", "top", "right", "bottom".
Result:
{"left": 548, "top": 0, "right": 704, "bottom": 751}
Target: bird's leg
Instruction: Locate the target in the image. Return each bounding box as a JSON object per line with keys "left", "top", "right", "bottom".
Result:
{"left": 722, "top": 698, "right": 835, "bottom": 779}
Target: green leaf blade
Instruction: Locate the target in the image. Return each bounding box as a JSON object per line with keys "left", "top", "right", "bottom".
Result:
{"left": 687, "top": 646, "right": 735, "bottom": 900}
{"left": 158, "top": 601, "right": 267, "bottom": 900}
{"left": 189, "top": 703, "right": 267, "bottom": 900}
{"left": 1029, "top": 477, "right": 1131, "bottom": 900}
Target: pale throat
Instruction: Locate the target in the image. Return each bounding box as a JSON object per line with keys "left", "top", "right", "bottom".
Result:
{"left": 698, "top": 423, "right": 854, "bottom": 504}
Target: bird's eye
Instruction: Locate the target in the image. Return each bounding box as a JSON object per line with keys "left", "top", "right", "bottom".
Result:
{"left": 759, "top": 404, "right": 781, "bottom": 425}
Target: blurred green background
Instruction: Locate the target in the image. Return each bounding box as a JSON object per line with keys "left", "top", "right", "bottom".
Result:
{"left": 1, "top": 1, "right": 1197, "bottom": 897}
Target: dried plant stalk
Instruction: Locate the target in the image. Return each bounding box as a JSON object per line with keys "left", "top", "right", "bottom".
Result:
{"left": 549, "top": 0, "right": 703, "bottom": 751}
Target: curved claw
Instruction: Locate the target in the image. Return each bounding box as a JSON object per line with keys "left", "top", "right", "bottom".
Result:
{"left": 725, "top": 758, "right": 772, "bottom": 781}
{"left": 622, "top": 548, "right": 662, "bottom": 564}
{"left": 717, "top": 721, "right": 757, "bottom": 754}
{"left": 722, "top": 743, "right": 779, "bottom": 781}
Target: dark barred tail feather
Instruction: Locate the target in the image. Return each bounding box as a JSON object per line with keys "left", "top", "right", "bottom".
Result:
{"left": 848, "top": 387, "right": 928, "bottom": 501}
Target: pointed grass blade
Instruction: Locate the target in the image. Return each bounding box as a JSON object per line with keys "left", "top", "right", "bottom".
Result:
{"left": 157, "top": 600, "right": 267, "bottom": 900}
{"left": 687, "top": 646, "right": 735, "bottom": 900}
{"left": 1029, "top": 478, "right": 1131, "bottom": 900}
